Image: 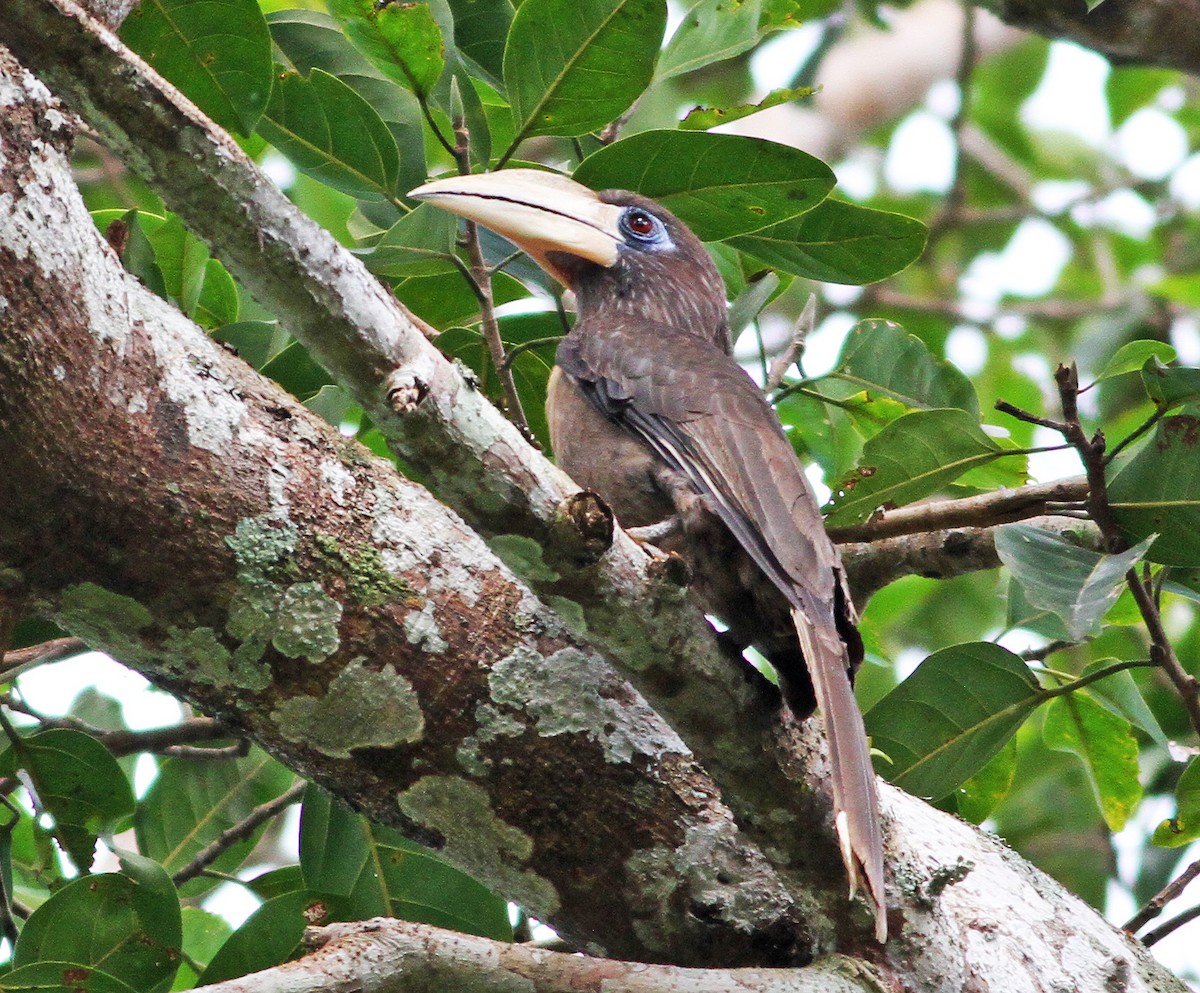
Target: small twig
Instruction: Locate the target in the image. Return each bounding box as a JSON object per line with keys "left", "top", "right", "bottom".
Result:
{"left": 994, "top": 398, "right": 1069, "bottom": 434}
{"left": 500, "top": 336, "right": 564, "bottom": 373}
{"left": 2, "top": 698, "right": 235, "bottom": 757}
{"left": 871, "top": 287, "right": 1111, "bottom": 323}
{"left": 764, "top": 294, "right": 815, "bottom": 392}
{"left": 1105, "top": 407, "right": 1165, "bottom": 464}
{"left": 449, "top": 100, "right": 534, "bottom": 442}
{"left": 488, "top": 249, "right": 524, "bottom": 277}
{"left": 0, "top": 636, "right": 88, "bottom": 679}
{"left": 1141, "top": 902, "right": 1200, "bottom": 947}
{"left": 171, "top": 780, "right": 305, "bottom": 887}
{"left": 1126, "top": 857, "right": 1200, "bottom": 934}
{"left": 1019, "top": 640, "right": 1074, "bottom": 662}
{"left": 827, "top": 477, "right": 1089, "bottom": 544}
{"left": 1003, "top": 365, "right": 1200, "bottom": 739}
{"left": 598, "top": 98, "right": 642, "bottom": 145}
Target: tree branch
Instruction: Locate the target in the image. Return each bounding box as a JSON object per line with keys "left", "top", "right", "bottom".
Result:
{"left": 196, "top": 918, "right": 886, "bottom": 993}
{"left": 981, "top": 0, "right": 1200, "bottom": 75}
{"left": 171, "top": 780, "right": 305, "bottom": 887}
{"left": 827, "top": 477, "right": 1089, "bottom": 544}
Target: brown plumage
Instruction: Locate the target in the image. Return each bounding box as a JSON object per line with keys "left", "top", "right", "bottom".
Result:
{"left": 411, "top": 171, "right": 887, "bottom": 942}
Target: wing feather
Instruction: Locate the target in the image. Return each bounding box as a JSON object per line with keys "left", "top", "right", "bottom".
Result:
{"left": 559, "top": 317, "right": 886, "bottom": 940}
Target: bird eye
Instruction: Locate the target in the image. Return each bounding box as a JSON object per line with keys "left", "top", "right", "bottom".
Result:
{"left": 620, "top": 208, "right": 663, "bottom": 243}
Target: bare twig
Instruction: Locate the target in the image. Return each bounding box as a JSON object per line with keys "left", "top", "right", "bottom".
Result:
{"left": 764, "top": 294, "right": 816, "bottom": 392}
{"left": 827, "top": 477, "right": 1089, "bottom": 544}
{"left": 1, "top": 636, "right": 88, "bottom": 678}
{"left": 1142, "top": 903, "right": 1200, "bottom": 947}
{"left": 2, "top": 698, "right": 238, "bottom": 757}
{"left": 998, "top": 366, "right": 1200, "bottom": 738}
{"left": 171, "top": 780, "right": 305, "bottom": 887}
{"left": 449, "top": 100, "right": 534, "bottom": 442}
{"left": 1126, "top": 857, "right": 1200, "bottom": 935}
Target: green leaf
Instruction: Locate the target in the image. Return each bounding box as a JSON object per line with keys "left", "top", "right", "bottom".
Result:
{"left": 956, "top": 738, "right": 1017, "bottom": 824}
{"left": 679, "top": 86, "right": 816, "bottom": 130}
{"left": 503, "top": 0, "right": 667, "bottom": 145}
{"left": 657, "top": 0, "right": 763, "bottom": 80}
{"left": 246, "top": 865, "right": 307, "bottom": 900}
{"left": 134, "top": 751, "right": 297, "bottom": 898}
{"left": 300, "top": 786, "right": 512, "bottom": 940}
{"left": 825, "top": 319, "right": 980, "bottom": 419}
{"left": 121, "top": 0, "right": 272, "bottom": 135}
{"left": 1080, "top": 659, "right": 1168, "bottom": 751}
{"left": 173, "top": 907, "right": 232, "bottom": 990}
{"left": 267, "top": 8, "right": 427, "bottom": 198}
{"left": 1147, "top": 273, "right": 1200, "bottom": 308}
{"left": 260, "top": 340, "right": 335, "bottom": 401}
{"left": 1092, "top": 339, "right": 1177, "bottom": 382}
{"left": 1153, "top": 757, "right": 1200, "bottom": 848}
{"left": 102, "top": 208, "right": 167, "bottom": 297}
{"left": 759, "top": 0, "right": 840, "bottom": 28}
{"left": 1141, "top": 356, "right": 1200, "bottom": 411}
{"left": 0, "top": 729, "right": 135, "bottom": 872}
{"left": 1006, "top": 576, "right": 1071, "bottom": 641}
{"left": 824, "top": 408, "right": 1008, "bottom": 526}
{"left": 198, "top": 889, "right": 348, "bottom": 985}
{"left": 329, "top": 0, "right": 445, "bottom": 96}
{"left": 573, "top": 131, "right": 834, "bottom": 240}
{"left": 14, "top": 866, "right": 181, "bottom": 993}
{"left": 448, "top": 0, "right": 514, "bottom": 83}
{"left": 865, "top": 642, "right": 1041, "bottom": 800}
{"left": 995, "top": 525, "right": 1153, "bottom": 640}
{"left": 1109, "top": 409, "right": 1200, "bottom": 565}
{"left": 195, "top": 258, "right": 239, "bottom": 329}
{"left": 392, "top": 269, "right": 529, "bottom": 329}
{"left": 438, "top": 312, "right": 561, "bottom": 449}
{"left": 1044, "top": 691, "right": 1141, "bottom": 831}
{"left": 212, "top": 320, "right": 288, "bottom": 370}
{"left": 360, "top": 202, "right": 460, "bottom": 277}
{"left": 3, "top": 963, "right": 137, "bottom": 993}
{"left": 257, "top": 69, "right": 400, "bottom": 202}
{"left": 730, "top": 197, "right": 927, "bottom": 284}
{"left": 1106, "top": 67, "right": 1179, "bottom": 128}
{"left": 726, "top": 272, "right": 781, "bottom": 339}
{"left": 148, "top": 214, "right": 210, "bottom": 316}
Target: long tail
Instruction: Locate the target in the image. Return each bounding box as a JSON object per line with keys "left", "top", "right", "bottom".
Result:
{"left": 792, "top": 608, "right": 887, "bottom": 942}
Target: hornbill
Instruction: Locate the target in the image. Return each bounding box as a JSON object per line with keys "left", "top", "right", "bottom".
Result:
{"left": 410, "top": 170, "right": 887, "bottom": 942}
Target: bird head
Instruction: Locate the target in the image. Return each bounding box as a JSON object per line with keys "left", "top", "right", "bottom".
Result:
{"left": 410, "top": 169, "right": 729, "bottom": 348}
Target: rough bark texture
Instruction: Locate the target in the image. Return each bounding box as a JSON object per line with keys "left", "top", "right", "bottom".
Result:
{"left": 0, "top": 55, "right": 812, "bottom": 967}
{"left": 981, "top": 0, "right": 1200, "bottom": 73}
{"left": 200, "top": 919, "right": 887, "bottom": 993}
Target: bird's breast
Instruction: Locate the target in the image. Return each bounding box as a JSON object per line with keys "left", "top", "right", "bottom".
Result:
{"left": 546, "top": 367, "right": 675, "bottom": 528}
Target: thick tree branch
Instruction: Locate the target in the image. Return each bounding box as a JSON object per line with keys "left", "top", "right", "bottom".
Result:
{"left": 0, "top": 10, "right": 875, "bottom": 930}
{"left": 0, "top": 57, "right": 811, "bottom": 964}
{"left": 980, "top": 0, "right": 1200, "bottom": 75}
{"left": 199, "top": 918, "right": 886, "bottom": 993}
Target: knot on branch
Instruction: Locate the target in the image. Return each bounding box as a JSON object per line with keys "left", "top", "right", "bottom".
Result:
{"left": 548, "top": 491, "right": 614, "bottom": 566}
{"left": 385, "top": 369, "right": 429, "bottom": 413}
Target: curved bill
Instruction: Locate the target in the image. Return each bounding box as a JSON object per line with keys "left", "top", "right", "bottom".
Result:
{"left": 409, "top": 169, "right": 623, "bottom": 285}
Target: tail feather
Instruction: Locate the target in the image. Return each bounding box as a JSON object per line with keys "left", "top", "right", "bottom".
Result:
{"left": 792, "top": 608, "right": 886, "bottom": 943}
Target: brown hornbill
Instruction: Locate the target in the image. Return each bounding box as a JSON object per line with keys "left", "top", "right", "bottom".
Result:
{"left": 410, "top": 169, "right": 886, "bottom": 941}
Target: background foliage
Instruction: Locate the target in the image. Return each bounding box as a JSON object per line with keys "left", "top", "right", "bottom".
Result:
{"left": 6, "top": 0, "right": 1200, "bottom": 986}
